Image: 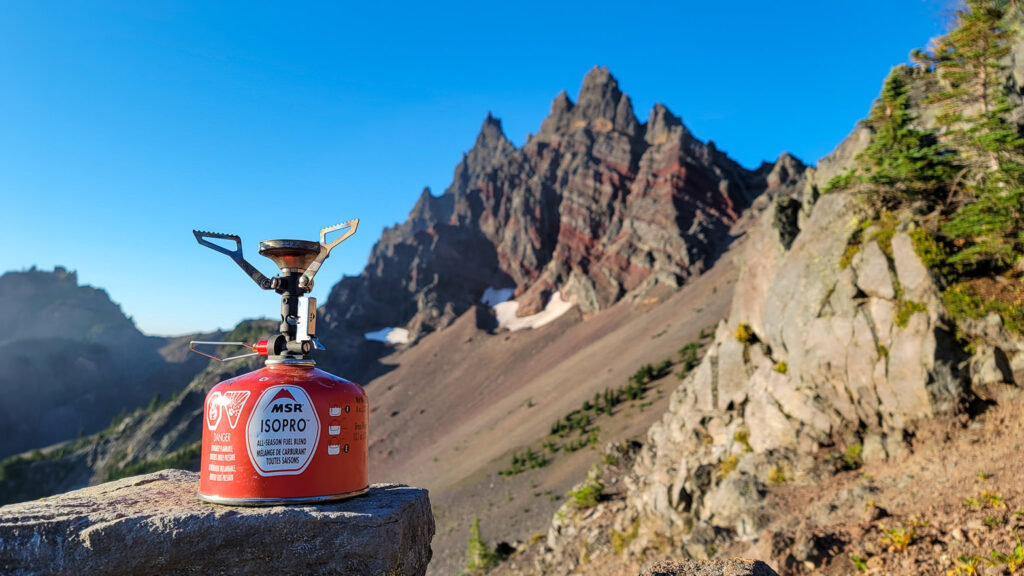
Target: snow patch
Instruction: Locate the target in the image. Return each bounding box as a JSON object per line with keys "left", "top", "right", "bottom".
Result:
{"left": 480, "top": 286, "right": 514, "bottom": 306}
{"left": 493, "top": 291, "right": 574, "bottom": 332}
{"left": 364, "top": 327, "right": 410, "bottom": 345}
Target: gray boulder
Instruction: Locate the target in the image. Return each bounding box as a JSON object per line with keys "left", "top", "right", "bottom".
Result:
{"left": 852, "top": 241, "right": 895, "bottom": 299}
{"left": 0, "top": 470, "right": 434, "bottom": 576}
{"left": 640, "top": 559, "right": 779, "bottom": 576}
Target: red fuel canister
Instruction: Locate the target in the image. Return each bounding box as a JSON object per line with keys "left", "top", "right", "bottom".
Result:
{"left": 189, "top": 221, "right": 368, "bottom": 505}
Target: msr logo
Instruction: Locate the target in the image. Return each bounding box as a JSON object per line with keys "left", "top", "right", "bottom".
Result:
{"left": 267, "top": 389, "right": 302, "bottom": 414}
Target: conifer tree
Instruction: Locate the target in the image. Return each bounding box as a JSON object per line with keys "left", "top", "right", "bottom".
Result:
{"left": 925, "top": 0, "right": 1024, "bottom": 268}
{"left": 464, "top": 517, "right": 497, "bottom": 574}
{"left": 859, "top": 67, "right": 956, "bottom": 207}
{"left": 826, "top": 66, "right": 955, "bottom": 208}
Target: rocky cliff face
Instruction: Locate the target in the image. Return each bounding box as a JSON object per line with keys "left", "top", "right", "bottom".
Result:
{"left": 0, "top": 268, "right": 212, "bottom": 460}
{"left": 322, "top": 68, "right": 805, "bottom": 344}
{"left": 614, "top": 187, "right": 972, "bottom": 557}
{"left": 518, "top": 77, "right": 1024, "bottom": 576}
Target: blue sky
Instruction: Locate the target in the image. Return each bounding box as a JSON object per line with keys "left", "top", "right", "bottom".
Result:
{"left": 0, "top": 1, "right": 952, "bottom": 335}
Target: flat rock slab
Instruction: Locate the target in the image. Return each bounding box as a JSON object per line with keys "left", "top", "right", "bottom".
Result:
{"left": 640, "top": 559, "right": 779, "bottom": 576}
{"left": 0, "top": 469, "right": 434, "bottom": 576}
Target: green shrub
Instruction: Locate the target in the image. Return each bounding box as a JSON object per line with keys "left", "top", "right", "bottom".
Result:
{"left": 769, "top": 464, "right": 788, "bottom": 485}
{"left": 102, "top": 407, "right": 131, "bottom": 436}
{"left": 719, "top": 455, "right": 739, "bottom": 478}
{"left": 949, "top": 554, "right": 983, "bottom": 576}
{"left": 677, "top": 342, "right": 703, "bottom": 376}
{"left": 984, "top": 515, "right": 1004, "bottom": 528}
{"left": 550, "top": 410, "right": 593, "bottom": 437}
{"left": 773, "top": 361, "right": 788, "bottom": 374}
{"left": 910, "top": 228, "right": 954, "bottom": 278}
{"left": 989, "top": 534, "right": 1024, "bottom": 573}
{"left": 733, "top": 430, "right": 753, "bottom": 453}
{"left": 464, "top": 517, "right": 502, "bottom": 574}
{"left": 678, "top": 342, "right": 702, "bottom": 357}
{"left": 630, "top": 360, "right": 672, "bottom": 387}
{"left": 734, "top": 323, "right": 756, "bottom": 344}
{"left": 550, "top": 356, "right": 676, "bottom": 442}
{"left": 568, "top": 471, "right": 604, "bottom": 509}
{"left": 943, "top": 282, "right": 1024, "bottom": 335}
{"left": 894, "top": 300, "right": 928, "bottom": 328}
{"left": 498, "top": 448, "right": 549, "bottom": 476}
{"left": 610, "top": 518, "right": 640, "bottom": 555}
{"left": 867, "top": 212, "right": 898, "bottom": 258}
{"left": 104, "top": 441, "right": 202, "bottom": 481}
{"left": 880, "top": 526, "right": 916, "bottom": 551}
{"left": 842, "top": 443, "right": 863, "bottom": 471}
{"left": 562, "top": 430, "right": 600, "bottom": 453}
{"left": 823, "top": 170, "right": 855, "bottom": 194}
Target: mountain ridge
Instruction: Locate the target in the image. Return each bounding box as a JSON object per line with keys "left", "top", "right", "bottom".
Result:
{"left": 0, "top": 267, "right": 215, "bottom": 460}
{"left": 322, "top": 66, "right": 806, "bottom": 352}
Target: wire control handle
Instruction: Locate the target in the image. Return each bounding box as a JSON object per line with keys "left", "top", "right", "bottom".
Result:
{"left": 193, "top": 230, "right": 273, "bottom": 290}
{"left": 189, "top": 340, "right": 269, "bottom": 362}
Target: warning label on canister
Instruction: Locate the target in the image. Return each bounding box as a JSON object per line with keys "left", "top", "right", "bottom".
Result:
{"left": 245, "top": 385, "right": 320, "bottom": 476}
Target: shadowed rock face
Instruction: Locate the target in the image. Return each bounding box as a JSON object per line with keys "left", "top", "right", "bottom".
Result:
{"left": 0, "top": 470, "right": 435, "bottom": 576}
{"left": 0, "top": 268, "right": 212, "bottom": 459}
{"left": 322, "top": 67, "right": 806, "bottom": 347}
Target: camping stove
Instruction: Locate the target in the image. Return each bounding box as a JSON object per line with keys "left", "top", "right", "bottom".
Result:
{"left": 189, "top": 221, "right": 368, "bottom": 505}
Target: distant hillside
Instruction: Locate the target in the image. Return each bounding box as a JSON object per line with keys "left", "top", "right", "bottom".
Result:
{"left": 0, "top": 268, "right": 214, "bottom": 459}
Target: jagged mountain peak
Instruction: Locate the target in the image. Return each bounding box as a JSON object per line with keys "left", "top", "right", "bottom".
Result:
{"left": 573, "top": 66, "right": 639, "bottom": 136}
{"left": 745, "top": 151, "right": 807, "bottom": 194}
{"left": 539, "top": 68, "right": 640, "bottom": 138}
{"left": 474, "top": 112, "right": 511, "bottom": 154}
{"left": 766, "top": 151, "right": 805, "bottom": 188}
{"left": 644, "top": 102, "right": 691, "bottom": 145}
{"left": 406, "top": 187, "right": 454, "bottom": 231}
{"left": 576, "top": 66, "right": 622, "bottom": 111}
{"left": 323, "top": 69, "right": 808, "bottom": 348}
{"left": 539, "top": 90, "right": 576, "bottom": 135}
{"left": 447, "top": 113, "right": 516, "bottom": 199}
{"left": 576, "top": 66, "right": 619, "bottom": 102}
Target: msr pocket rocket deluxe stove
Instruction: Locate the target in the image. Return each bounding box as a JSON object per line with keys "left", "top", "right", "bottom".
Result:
{"left": 189, "top": 221, "right": 368, "bottom": 505}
